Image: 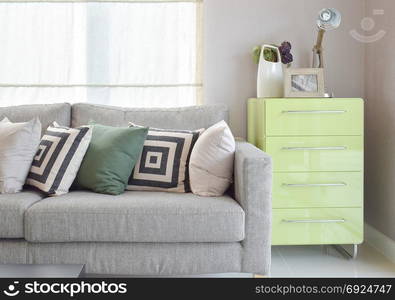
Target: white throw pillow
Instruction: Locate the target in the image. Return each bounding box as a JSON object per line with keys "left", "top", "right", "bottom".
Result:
{"left": 26, "top": 122, "right": 92, "bottom": 196}
{"left": 189, "top": 120, "right": 236, "bottom": 197}
{"left": 0, "top": 117, "right": 41, "bottom": 194}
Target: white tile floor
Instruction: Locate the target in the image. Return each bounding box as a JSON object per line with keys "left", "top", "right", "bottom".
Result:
{"left": 271, "top": 243, "right": 395, "bottom": 277}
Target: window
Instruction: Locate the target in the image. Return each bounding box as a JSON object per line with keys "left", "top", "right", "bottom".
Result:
{"left": 0, "top": 0, "right": 203, "bottom": 107}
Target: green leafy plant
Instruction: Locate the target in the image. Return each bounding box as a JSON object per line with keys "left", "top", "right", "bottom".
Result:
{"left": 252, "top": 46, "right": 262, "bottom": 64}
{"left": 252, "top": 45, "right": 278, "bottom": 64}
{"left": 252, "top": 41, "right": 293, "bottom": 65}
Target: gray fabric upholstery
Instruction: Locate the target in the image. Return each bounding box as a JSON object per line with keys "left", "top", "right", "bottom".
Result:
{"left": 0, "top": 191, "right": 43, "bottom": 238}
{"left": 0, "top": 103, "right": 274, "bottom": 276}
{"left": 0, "top": 142, "right": 273, "bottom": 276}
{"left": 27, "top": 242, "right": 242, "bottom": 276}
{"left": 25, "top": 191, "right": 245, "bottom": 243}
{"left": 0, "top": 240, "right": 28, "bottom": 264}
{"left": 234, "top": 141, "right": 272, "bottom": 275}
{"left": 72, "top": 103, "right": 229, "bottom": 130}
{"left": 0, "top": 103, "right": 71, "bottom": 136}
{"left": 0, "top": 240, "right": 241, "bottom": 276}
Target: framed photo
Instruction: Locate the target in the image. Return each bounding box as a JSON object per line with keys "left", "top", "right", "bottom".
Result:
{"left": 284, "top": 68, "right": 325, "bottom": 98}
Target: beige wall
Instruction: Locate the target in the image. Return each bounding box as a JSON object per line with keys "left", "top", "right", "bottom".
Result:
{"left": 365, "top": 0, "right": 395, "bottom": 240}
{"left": 204, "top": 0, "right": 395, "bottom": 241}
{"left": 204, "top": 0, "right": 365, "bottom": 138}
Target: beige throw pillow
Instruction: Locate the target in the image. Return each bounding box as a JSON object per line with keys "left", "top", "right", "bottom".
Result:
{"left": 189, "top": 120, "right": 236, "bottom": 197}
{"left": 0, "top": 117, "right": 41, "bottom": 194}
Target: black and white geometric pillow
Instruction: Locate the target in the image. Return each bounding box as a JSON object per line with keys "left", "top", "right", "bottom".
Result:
{"left": 26, "top": 122, "right": 92, "bottom": 196}
{"left": 127, "top": 125, "right": 202, "bottom": 193}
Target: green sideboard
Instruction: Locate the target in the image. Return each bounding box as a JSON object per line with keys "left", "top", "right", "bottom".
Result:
{"left": 247, "top": 98, "right": 364, "bottom": 247}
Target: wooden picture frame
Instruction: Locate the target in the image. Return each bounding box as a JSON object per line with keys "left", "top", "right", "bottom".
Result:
{"left": 284, "top": 68, "right": 325, "bottom": 98}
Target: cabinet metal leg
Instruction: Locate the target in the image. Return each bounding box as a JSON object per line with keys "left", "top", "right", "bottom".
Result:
{"left": 333, "top": 244, "right": 358, "bottom": 259}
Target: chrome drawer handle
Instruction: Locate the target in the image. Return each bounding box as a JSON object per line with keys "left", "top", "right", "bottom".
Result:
{"left": 282, "top": 183, "right": 347, "bottom": 187}
{"left": 282, "top": 219, "right": 346, "bottom": 224}
{"left": 281, "top": 146, "right": 347, "bottom": 151}
{"left": 282, "top": 110, "right": 347, "bottom": 114}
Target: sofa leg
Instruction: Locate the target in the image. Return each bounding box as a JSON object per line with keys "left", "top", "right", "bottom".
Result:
{"left": 253, "top": 274, "right": 267, "bottom": 278}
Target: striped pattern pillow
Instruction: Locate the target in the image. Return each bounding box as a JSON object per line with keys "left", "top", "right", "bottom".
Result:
{"left": 26, "top": 122, "right": 92, "bottom": 196}
{"left": 127, "top": 124, "right": 202, "bottom": 193}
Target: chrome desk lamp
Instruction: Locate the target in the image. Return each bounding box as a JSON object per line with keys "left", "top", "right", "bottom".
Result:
{"left": 312, "top": 8, "right": 342, "bottom": 68}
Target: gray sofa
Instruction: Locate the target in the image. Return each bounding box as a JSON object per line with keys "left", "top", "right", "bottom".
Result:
{"left": 0, "top": 103, "right": 272, "bottom": 276}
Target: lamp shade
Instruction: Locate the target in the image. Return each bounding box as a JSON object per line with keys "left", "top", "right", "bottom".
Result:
{"left": 317, "top": 8, "right": 341, "bottom": 31}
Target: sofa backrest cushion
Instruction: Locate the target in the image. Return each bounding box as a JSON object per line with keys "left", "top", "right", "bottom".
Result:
{"left": 0, "top": 103, "right": 71, "bottom": 136}
{"left": 72, "top": 103, "right": 229, "bottom": 130}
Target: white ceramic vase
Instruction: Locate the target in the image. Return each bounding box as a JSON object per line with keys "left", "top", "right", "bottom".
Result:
{"left": 257, "top": 44, "right": 284, "bottom": 98}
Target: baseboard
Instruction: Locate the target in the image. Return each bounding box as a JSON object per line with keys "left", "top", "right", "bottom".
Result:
{"left": 365, "top": 223, "right": 395, "bottom": 264}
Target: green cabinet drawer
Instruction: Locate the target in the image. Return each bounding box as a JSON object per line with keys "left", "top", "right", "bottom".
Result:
{"left": 272, "top": 208, "right": 363, "bottom": 245}
{"left": 273, "top": 172, "right": 363, "bottom": 208}
{"left": 265, "top": 98, "right": 363, "bottom": 136}
{"left": 266, "top": 136, "right": 363, "bottom": 172}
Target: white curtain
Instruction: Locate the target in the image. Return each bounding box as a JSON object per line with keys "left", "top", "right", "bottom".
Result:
{"left": 0, "top": 1, "right": 203, "bottom": 107}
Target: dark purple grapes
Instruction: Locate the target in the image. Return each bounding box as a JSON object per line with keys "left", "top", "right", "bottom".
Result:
{"left": 279, "top": 41, "right": 293, "bottom": 64}
{"left": 282, "top": 53, "right": 293, "bottom": 64}
{"left": 280, "top": 41, "right": 291, "bottom": 53}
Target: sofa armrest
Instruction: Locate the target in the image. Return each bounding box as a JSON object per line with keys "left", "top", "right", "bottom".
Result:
{"left": 234, "top": 140, "right": 272, "bottom": 275}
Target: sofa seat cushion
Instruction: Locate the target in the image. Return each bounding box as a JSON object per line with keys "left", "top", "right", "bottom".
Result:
{"left": 25, "top": 191, "right": 245, "bottom": 243}
{"left": 0, "top": 190, "right": 43, "bottom": 238}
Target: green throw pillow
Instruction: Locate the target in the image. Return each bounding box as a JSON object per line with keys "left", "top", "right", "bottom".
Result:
{"left": 75, "top": 124, "right": 148, "bottom": 195}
